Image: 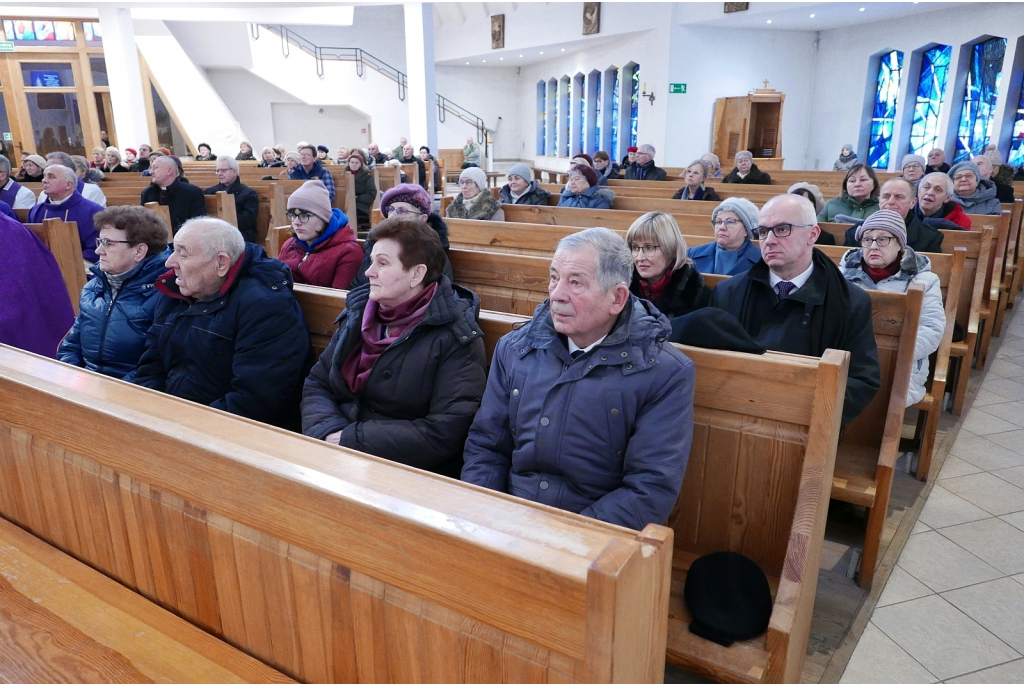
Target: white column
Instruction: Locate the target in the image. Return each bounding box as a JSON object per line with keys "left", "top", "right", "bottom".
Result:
{"left": 97, "top": 7, "right": 149, "bottom": 150}
{"left": 403, "top": 2, "right": 437, "bottom": 154}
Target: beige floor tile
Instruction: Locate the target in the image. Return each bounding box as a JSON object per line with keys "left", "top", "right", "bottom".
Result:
{"left": 918, "top": 485, "right": 992, "bottom": 529}
{"left": 877, "top": 565, "right": 934, "bottom": 607}
{"left": 944, "top": 577, "right": 1024, "bottom": 652}
{"left": 872, "top": 595, "right": 1020, "bottom": 680}
{"left": 896, "top": 531, "right": 1001, "bottom": 592}
{"left": 911, "top": 520, "right": 931, "bottom": 534}
{"left": 963, "top": 411, "right": 1022, "bottom": 435}
{"left": 981, "top": 378, "right": 1024, "bottom": 402}
{"left": 938, "top": 456, "right": 985, "bottom": 480}
{"left": 992, "top": 465, "right": 1024, "bottom": 490}
{"left": 839, "top": 622, "right": 937, "bottom": 684}
{"left": 973, "top": 389, "right": 1014, "bottom": 405}
{"left": 1000, "top": 511, "right": 1024, "bottom": 532}
{"left": 941, "top": 472, "right": 1024, "bottom": 516}
{"left": 977, "top": 401, "right": 1024, "bottom": 428}
{"left": 1014, "top": 572, "right": 1024, "bottom": 586}
{"left": 987, "top": 360, "right": 1024, "bottom": 378}
{"left": 938, "top": 517, "right": 1024, "bottom": 574}
{"left": 946, "top": 658, "right": 1024, "bottom": 684}
{"left": 948, "top": 434, "right": 1024, "bottom": 470}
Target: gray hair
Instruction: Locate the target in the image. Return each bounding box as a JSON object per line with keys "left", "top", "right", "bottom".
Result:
{"left": 555, "top": 227, "right": 633, "bottom": 292}
{"left": 217, "top": 156, "right": 240, "bottom": 171}
{"left": 46, "top": 151, "right": 76, "bottom": 171}
{"left": 45, "top": 164, "right": 77, "bottom": 185}
{"left": 177, "top": 217, "right": 245, "bottom": 262}
{"left": 921, "top": 171, "right": 953, "bottom": 195}
{"left": 70, "top": 155, "right": 91, "bottom": 175}
{"left": 882, "top": 176, "right": 917, "bottom": 199}
{"left": 638, "top": 143, "right": 656, "bottom": 156}
{"left": 762, "top": 193, "right": 817, "bottom": 227}
{"left": 150, "top": 155, "right": 178, "bottom": 176}
{"left": 0, "top": 155, "right": 11, "bottom": 175}
{"left": 735, "top": 150, "right": 753, "bottom": 162}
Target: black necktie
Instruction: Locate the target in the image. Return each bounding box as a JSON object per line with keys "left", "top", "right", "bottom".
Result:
{"left": 570, "top": 349, "right": 584, "bottom": 359}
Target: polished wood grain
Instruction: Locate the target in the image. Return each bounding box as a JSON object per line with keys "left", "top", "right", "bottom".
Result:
{"left": 25, "top": 218, "right": 88, "bottom": 316}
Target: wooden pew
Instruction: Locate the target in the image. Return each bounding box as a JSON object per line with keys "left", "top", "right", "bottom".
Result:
{"left": 993, "top": 199, "right": 1023, "bottom": 335}
{"left": 25, "top": 218, "right": 88, "bottom": 315}
{"left": 144, "top": 202, "right": 174, "bottom": 236}
{"left": 205, "top": 190, "right": 239, "bottom": 228}
{"left": 291, "top": 284, "right": 847, "bottom": 683}
{"left": 0, "top": 345, "right": 673, "bottom": 684}
{"left": 0, "top": 516, "right": 291, "bottom": 683}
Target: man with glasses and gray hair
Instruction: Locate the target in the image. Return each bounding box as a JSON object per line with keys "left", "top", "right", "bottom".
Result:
{"left": 624, "top": 143, "right": 667, "bottom": 181}
{"left": 462, "top": 226, "right": 695, "bottom": 531}
{"left": 710, "top": 194, "right": 880, "bottom": 424}
{"left": 204, "top": 156, "right": 260, "bottom": 242}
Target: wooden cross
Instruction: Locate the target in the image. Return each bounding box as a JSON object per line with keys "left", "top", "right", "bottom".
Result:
{"left": 762, "top": 79, "right": 770, "bottom": 89}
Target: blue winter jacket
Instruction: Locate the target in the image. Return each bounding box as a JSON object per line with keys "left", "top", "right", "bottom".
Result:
{"left": 462, "top": 296, "right": 695, "bottom": 530}
{"left": 688, "top": 239, "right": 762, "bottom": 276}
{"left": 133, "top": 243, "right": 311, "bottom": 428}
{"left": 58, "top": 249, "right": 170, "bottom": 380}
{"left": 557, "top": 185, "right": 615, "bottom": 210}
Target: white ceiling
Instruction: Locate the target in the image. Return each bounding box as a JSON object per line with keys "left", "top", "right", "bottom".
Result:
{"left": 683, "top": 1, "right": 973, "bottom": 32}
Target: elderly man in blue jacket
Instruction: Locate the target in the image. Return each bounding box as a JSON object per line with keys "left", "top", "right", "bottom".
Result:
{"left": 462, "top": 227, "right": 695, "bottom": 531}
{"left": 133, "top": 217, "right": 311, "bottom": 429}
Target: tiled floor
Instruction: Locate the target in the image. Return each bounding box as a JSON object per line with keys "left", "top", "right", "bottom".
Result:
{"left": 841, "top": 310, "right": 1024, "bottom": 683}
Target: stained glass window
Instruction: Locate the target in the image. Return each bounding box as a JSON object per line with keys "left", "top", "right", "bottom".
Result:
{"left": 909, "top": 45, "right": 951, "bottom": 156}
{"left": 537, "top": 82, "right": 546, "bottom": 156}
{"left": 954, "top": 37, "right": 1006, "bottom": 162}
{"left": 578, "top": 76, "right": 585, "bottom": 155}
{"left": 611, "top": 69, "right": 620, "bottom": 161}
{"left": 3, "top": 19, "right": 75, "bottom": 42}
{"left": 594, "top": 76, "right": 602, "bottom": 153}
{"left": 629, "top": 66, "right": 640, "bottom": 147}
{"left": 564, "top": 79, "right": 570, "bottom": 157}
{"left": 1008, "top": 82, "right": 1024, "bottom": 168}
{"left": 868, "top": 50, "right": 903, "bottom": 169}
{"left": 83, "top": 22, "right": 102, "bottom": 43}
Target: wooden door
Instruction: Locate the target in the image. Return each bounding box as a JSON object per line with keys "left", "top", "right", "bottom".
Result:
{"left": 712, "top": 96, "right": 749, "bottom": 169}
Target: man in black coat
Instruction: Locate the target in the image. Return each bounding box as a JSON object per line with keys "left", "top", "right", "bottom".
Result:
{"left": 140, "top": 156, "right": 207, "bottom": 235}
{"left": 624, "top": 143, "right": 667, "bottom": 181}
{"left": 723, "top": 151, "right": 773, "bottom": 184}
{"left": 843, "top": 177, "right": 943, "bottom": 253}
{"left": 134, "top": 218, "right": 310, "bottom": 429}
{"left": 205, "top": 157, "right": 260, "bottom": 242}
{"left": 925, "top": 148, "right": 951, "bottom": 174}
{"left": 711, "top": 194, "right": 881, "bottom": 424}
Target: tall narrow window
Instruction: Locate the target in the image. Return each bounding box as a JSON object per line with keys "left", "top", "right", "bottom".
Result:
{"left": 955, "top": 37, "right": 1007, "bottom": 162}
{"left": 629, "top": 66, "right": 640, "bottom": 147}
{"left": 611, "top": 69, "right": 620, "bottom": 161}
{"left": 868, "top": 50, "right": 903, "bottom": 169}
{"left": 1009, "top": 82, "right": 1024, "bottom": 167}
{"left": 595, "top": 76, "right": 602, "bottom": 153}
{"left": 564, "top": 78, "right": 571, "bottom": 157}
{"left": 537, "top": 82, "right": 546, "bottom": 156}
{"left": 910, "top": 45, "right": 952, "bottom": 156}
{"left": 577, "top": 75, "right": 585, "bottom": 155}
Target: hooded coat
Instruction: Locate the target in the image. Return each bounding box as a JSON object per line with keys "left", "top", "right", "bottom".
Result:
{"left": 722, "top": 164, "right": 772, "bottom": 185}
{"left": 833, "top": 145, "right": 859, "bottom": 171}
{"left": 461, "top": 297, "right": 696, "bottom": 531}
{"left": 953, "top": 178, "right": 1002, "bottom": 215}
{"left": 710, "top": 250, "right": 881, "bottom": 424}
{"left": 629, "top": 264, "right": 712, "bottom": 319}
{"left": 58, "top": 250, "right": 170, "bottom": 380}
{"left": 133, "top": 243, "right": 311, "bottom": 428}
{"left": 301, "top": 278, "right": 487, "bottom": 478}
{"left": 817, "top": 192, "right": 880, "bottom": 223}
{"left": 557, "top": 184, "right": 615, "bottom": 209}
{"left": 840, "top": 247, "right": 945, "bottom": 406}
{"left": 278, "top": 208, "right": 362, "bottom": 289}
{"left": 498, "top": 181, "right": 551, "bottom": 206}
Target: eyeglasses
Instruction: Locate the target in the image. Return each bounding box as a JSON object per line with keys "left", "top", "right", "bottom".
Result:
{"left": 630, "top": 244, "right": 661, "bottom": 256}
{"left": 712, "top": 218, "right": 742, "bottom": 229}
{"left": 756, "top": 223, "right": 813, "bottom": 240}
{"left": 903, "top": 163, "right": 923, "bottom": 170}
{"left": 861, "top": 236, "right": 894, "bottom": 247}
{"left": 458, "top": 180, "right": 477, "bottom": 186}
{"left": 388, "top": 207, "right": 423, "bottom": 217}
{"left": 952, "top": 172, "right": 976, "bottom": 182}
{"left": 95, "top": 237, "right": 132, "bottom": 248}
{"left": 286, "top": 211, "right": 313, "bottom": 223}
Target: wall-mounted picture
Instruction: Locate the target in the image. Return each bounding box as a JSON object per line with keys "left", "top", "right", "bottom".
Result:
{"left": 491, "top": 14, "right": 504, "bottom": 49}
{"left": 583, "top": 2, "right": 600, "bottom": 35}
{"left": 724, "top": 2, "right": 750, "bottom": 13}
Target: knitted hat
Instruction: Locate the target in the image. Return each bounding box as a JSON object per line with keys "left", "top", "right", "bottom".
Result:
{"left": 507, "top": 163, "right": 533, "bottom": 181}
{"left": 787, "top": 182, "right": 825, "bottom": 214}
{"left": 568, "top": 164, "right": 599, "bottom": 189}
{"left": 459, "top": 166, "right": 487, "bottom": 191}
{"left": 317, "top": 144, "right": 329, "bottom": 153}
{"left": 948, "top": 160, "right": 981, "bottom": 182}
{"left": 157, "top": 147, "right": 171, "bottom": 155}
{"left": 381, "top": 183, "right": 431, "bottom": 217}
{"left": 855, "top": 209, "right": 908, "bottom": 249}
{"left": 701, "top": 152, "right": 721, "bottom": 173}
{"left": 841, "top": 143, "right": 857, "bottom": 155}
{"left": 125, "top": 147, "right": 137, "bottom": 156}
{"left": 23, "top": 154, "right": 46, "bottom": 170}
{"left": 570, "top": 153, "right": 594, "bottom": 167}
{"left": 627, "top": 146, "right": 638, "bottom": 153}
{"left": 287, "top": 180, "right": 333, "bottom": 223}
{"left": 348, "top": 149, "right": 366, "bottom": 165}
{"left": 285, "top": 151, "right": 301, "bottom": 164}
{"left": 901, "top": 154, "right": 926, "bottom": 170}
{"left": 712, "top": 197, "right": 759, "bottom": 240}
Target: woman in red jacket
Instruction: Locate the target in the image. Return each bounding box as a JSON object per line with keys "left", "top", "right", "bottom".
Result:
{"left": 278, "top": 180, "right": 362, "bottom": 289}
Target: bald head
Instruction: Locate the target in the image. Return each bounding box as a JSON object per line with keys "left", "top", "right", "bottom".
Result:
{"left": 758, "top": 194, "right": 820, "bottom": 280}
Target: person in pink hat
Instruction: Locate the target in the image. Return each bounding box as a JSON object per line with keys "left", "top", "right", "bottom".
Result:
{"left": 278, "top": 180, "right": 361, "bottom": 289}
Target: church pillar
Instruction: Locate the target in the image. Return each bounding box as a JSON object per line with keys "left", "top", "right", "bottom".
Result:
{"left": 97, "top": 7, "right": 150, "bottom": 150}
{"left": 403, "top": 2, "right": 438, "bottom": 154}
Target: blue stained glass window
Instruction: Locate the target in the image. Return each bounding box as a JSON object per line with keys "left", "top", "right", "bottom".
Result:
{"left": 595, "top": 77, "right": 602, "bottom": 153}
{"left": 910, "top": 45, "right": 951, "bottom": 156}
{"left": 629, "top": 66, "right": 640, "bottom": 147}
{"left": 1009, "top": 82, "right": 1024, "bottom": 168}
{"left": 955, "top": 37, "right": 1007, "bottom": 162}
{"left": 868, "top": 50, "right": 903, "bottom": 169}
{"left": 565, "top": 80, "right": 570, "bottom": 157}
{"left": 537, "top": 82, "right": 546, "bottom": 156}
{"left": 611, "top": 70, "right": 620, "bottom": 160}
{"left": 579, "top": 78, "right": 585, "bottom": 155}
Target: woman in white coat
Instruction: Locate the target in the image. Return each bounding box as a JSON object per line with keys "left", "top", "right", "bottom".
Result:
{"left": 839, "top": 209, "right": 945, "bottom": 406}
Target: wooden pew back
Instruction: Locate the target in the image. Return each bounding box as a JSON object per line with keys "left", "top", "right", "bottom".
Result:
{"left": 25, "top": 218, "right": 88, "bottom": 315}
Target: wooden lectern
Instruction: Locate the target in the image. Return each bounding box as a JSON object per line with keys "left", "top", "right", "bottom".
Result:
{"left": 712, "top": 82, "right": 785, "bottom": 171}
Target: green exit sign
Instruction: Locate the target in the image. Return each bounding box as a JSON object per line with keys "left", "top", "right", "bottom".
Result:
{"left": 0, "top": 42, "right": 14, "bottom": 53}
{"left": 669, "top": 83, "right": 687, "bottom": 94}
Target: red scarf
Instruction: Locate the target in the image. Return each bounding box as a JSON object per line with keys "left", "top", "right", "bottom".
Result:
{"left": 863, "top": 258, "right": 901, "bottom": 283}
{"left": 340, "top": 282, "right": 437, "bottom": 395}
{"left": 637, "top": 270, "right": 673, "bottom": 304}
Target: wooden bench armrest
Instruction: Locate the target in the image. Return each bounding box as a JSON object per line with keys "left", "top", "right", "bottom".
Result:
{"left": 933, "top": 248, "right": 967, "bottom": 386}
{"left": 967, "top": 227, "right": 993, "bottom": 337}
{"left": 879, "top": 284, "right": 925, "bottom": 470}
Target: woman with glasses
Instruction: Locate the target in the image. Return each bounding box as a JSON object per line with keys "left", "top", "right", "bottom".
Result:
{"left": 346, "top": 149, "right": 378, "bottom": 233}
{"left": 671, "top": 160, "right": 721, "bottom": 202}
{"left": 817, "top": 164, "right": 880, "bottom": 223}
{"left": 626, "top": 212, "right": 711, "bottom": 319}
{"left": 688, "top": 197, "right": 762, "bottom": 275}
{"left": 446, "top": 167, "right": 504, "bottom": 220}
{"left": 57, "top": 206, "right": 170, "bottom": 379}
{"left": 278, "top": 180, "right": 362, "bottom": 290}
{"left": 900, "top": 154, "right": 926, "bottom": 184}
{"left": 948, "top": 160, "right": 1002, "bottom": 215}
{"left": 840, "top": 210, "right": 944, "bottom": 406}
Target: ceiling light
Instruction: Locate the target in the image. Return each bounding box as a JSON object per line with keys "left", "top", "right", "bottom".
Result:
{"left": 859, "top": 6, "right": 865, "bottom": 10}
{"left": 499, "top": 57, "right": 503, "bottom": 60}
{"left": 539, "top": 51, "right": 544, "bottom": 54}
{"left": 561, "top": 48, "right": 565, "bottom": 51}
{"left": 766, "top": 19, "right": 772, "bottom": 23}
{"left": 482, "top": 59, "right": 486, "bottom": 63}
{"left": 465, "top": 62, "right": 469, "bottom": 65}
{"left": 809, "top": 13, "right": 815, "bottom": 18}
{"left": 519, "top": 54, "right": 523, "bottom": 57}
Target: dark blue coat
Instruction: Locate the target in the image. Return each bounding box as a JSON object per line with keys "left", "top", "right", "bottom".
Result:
{"left": 133, "top": 243, "right": 311, "bottom": 428}
{"left": 688, "top": 239, "right": 762, "bottom": 276}
{"left": 557, "top": 185, "right": 615, "bottom": 209}
{"left": 462, "top": 297, "right": 695, "bottom": 530}
{"left": 58, "top": 250, "right": 170, "bottom": 380}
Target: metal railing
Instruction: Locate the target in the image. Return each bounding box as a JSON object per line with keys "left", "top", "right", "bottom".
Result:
{"left": 254, "top": 24, "right": 486, "bottom": 143}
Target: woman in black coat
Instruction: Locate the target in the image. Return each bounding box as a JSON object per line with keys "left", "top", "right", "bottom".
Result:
{"left": 301, "top": 216, "right": 487, "bottom": 478}
{"left": 626, "top": 211, "right": 711, "bottom": 319}
{"left": 346, "top": 150, "right": 377, "bottom": 234}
